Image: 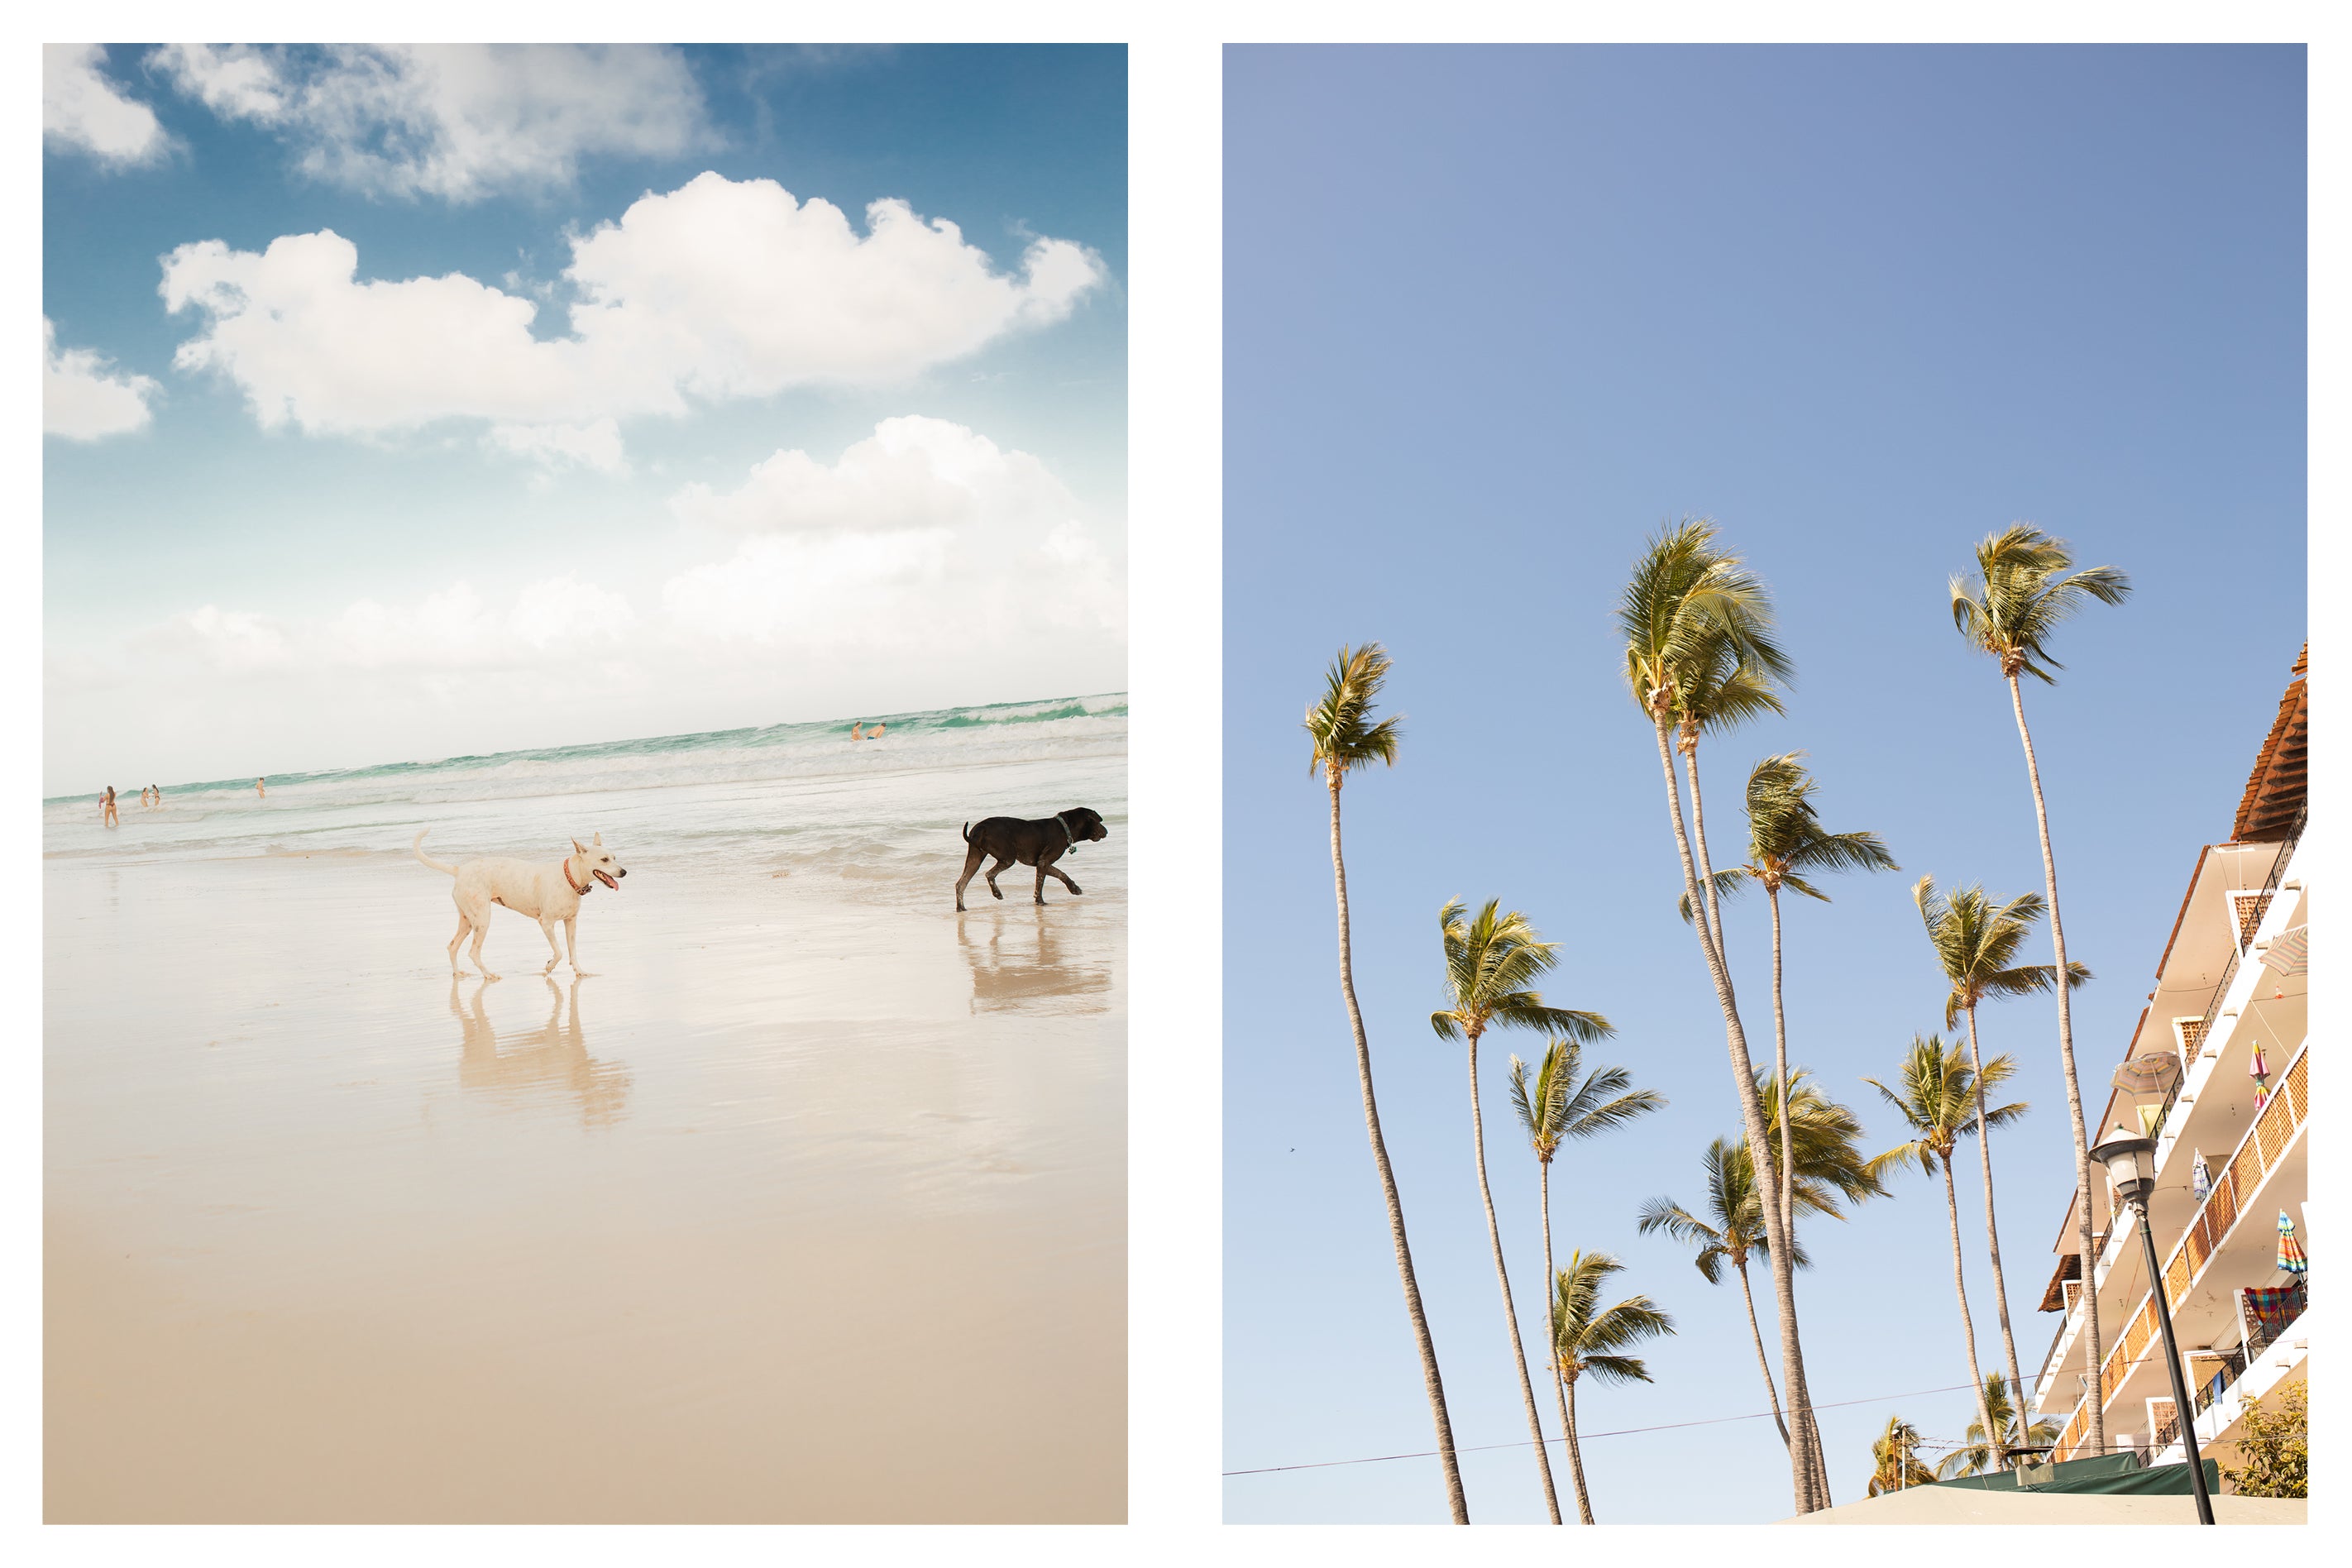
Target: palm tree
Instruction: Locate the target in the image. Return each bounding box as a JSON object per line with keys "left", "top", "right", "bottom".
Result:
{"left": 1548, "top": 1250, "right": 1676, "bottom": 1523}
{"left": 1867, "top": 1414, "right": 1937, "bottom": 1495}
{"left": 1304, "top": 643, "right": 1466, "bottom": 1523}
{"left": 1686, "top": 753, "right": 1896, "bottom": 1255}
{"left": 1915, "top": 876, "right": 2091, "bottom": 1469}
{"left": 1619, "top": 519, "right": 1827, "bottom": 1511}
{"left": 1641, "top": 1074, "right": 1886, "bottom": 1494}
{"left": 1865, "top": 1035, "right": 2029, "bottom": 1470}
{"left": 1935, "top": 1373, "right": 2062, "bottom": 1479}
{"left": 1754, "top": 1068, "right": 1892, "bottom": 1219}
{"left": 1432, "top": 899, "right": 1611, "bottom": 1524}
{"left": 1951, "top": 523, "right": 2130, "bottom": 1456}
{"left": 1637, "top": 1140, "right": 1806, "bottom": 1449}
{"left": 1509, "top": 1040, "right": 1665, "bottom": 1494}
{"left": 1671, "top": 638, "right": 1786, "bottom": 967}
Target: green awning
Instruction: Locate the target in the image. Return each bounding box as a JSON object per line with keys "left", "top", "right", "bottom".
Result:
{"left": 1930, "top": 1453, "right": 2221, "bottom": 1495}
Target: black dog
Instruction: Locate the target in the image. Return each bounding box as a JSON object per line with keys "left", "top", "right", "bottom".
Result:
{"left": 955, "top": 807, "right": 1108, "bottom": 911}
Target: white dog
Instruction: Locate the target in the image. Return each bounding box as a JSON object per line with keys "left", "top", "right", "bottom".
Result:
{"left": 414, "top": 829, "right": 626, "bottom": 980}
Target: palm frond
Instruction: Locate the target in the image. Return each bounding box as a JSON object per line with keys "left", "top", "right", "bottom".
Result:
{"left": 1432, "top": 898, "right": 1613, "bottom": 1045}
{"left": 1676, "top": 867, "right": 1752, "bottom": 925}
{"left": 1303, "top": 643, "right": 1403, "bottom": 778}
{"left": 1950, "top": 524, "right": 2133, "bottom": 683}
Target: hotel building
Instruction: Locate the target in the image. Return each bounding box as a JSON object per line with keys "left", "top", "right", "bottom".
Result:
{"left": 2032, "top": 646, "right": 2307, "bottom": 1470}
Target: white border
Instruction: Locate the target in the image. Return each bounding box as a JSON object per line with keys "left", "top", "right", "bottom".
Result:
{"left": 12, "top": 3, "right": 2344, "bottom": 1560}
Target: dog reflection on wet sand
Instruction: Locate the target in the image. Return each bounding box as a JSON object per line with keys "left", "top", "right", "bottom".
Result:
{"left": 956, "top": 904, "right": 1112, "bottom": 1015}
{"left": 450, "top": 975, "right": 631, "bottom": 1126}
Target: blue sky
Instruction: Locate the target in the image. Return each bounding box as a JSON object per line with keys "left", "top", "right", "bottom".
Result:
{"left": 43, "top": 44, "right": 1124, "bottom": 794}
{"left": 1223, "top": 45, "right": 2304, "bottom": 1524}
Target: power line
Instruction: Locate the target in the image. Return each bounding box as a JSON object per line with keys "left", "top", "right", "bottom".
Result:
{"left": 1224, "top": 1379, "right": 1988, "bottom": 1476}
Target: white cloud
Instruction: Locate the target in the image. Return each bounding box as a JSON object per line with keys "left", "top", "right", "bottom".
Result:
{"left": 150, "top": 43, "right": 706, "bottom": 202}
{"left": 151, "top": 44, "right": 285, "bottom": 120}
{"left": 158, "top": 575, "right": 639, "bottom": 676}
{"left": 657, "top": 418, "right": 1122, "bottom": 653}
{"left": 44, "top": 44, "right": 166, "bottom": 165}
{"left": 487, "top": 418, "right": 630, "bottom": 476}
{"left": 669, "top": 416, "right": 1064, "bottom": 533}
{"left": 158, "top": 173, "right": 1108, "bottom": 452}
{"left": 44, "top": 318, "right": 160, "bottom": 440}
{"left": 69, "top": 418, "right": 1120, "bottom": 782}
{"left": 510, "top": 576, "right": 638, "bottom": 650}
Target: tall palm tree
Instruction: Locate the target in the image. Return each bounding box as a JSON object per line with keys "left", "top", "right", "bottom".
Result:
{"left": 1619, "top": 519, "right": 1826, "bottom": 1511}
{"left": 1935, "top": 1373, "right": 2062, "bottom": 1479}
{"left": 1951, "top": 523, "right": 2130, "bottom": 1456}
{"left": 1686, "top": 753, "right": 1896, "bottom": 1254}
{"left": 1915, "top": 876, "right": 2091, "bottom": 1468}
{"left": 1304, "top": 644, "right": 1467, "bottom": 1523}
{"left": 1637, "top": 1139, "right": 1809, "bottom": 1449}
{"left": 1865, "top": 1035, "right": 2029, "bottom": 1470}
{"left": 1548, "top": 1250, "right": 1676, "bottom": 1524}
{"left": 1432, "top": 899, "right": 1611, "bottom": 1524}
{"left": 1641, "top": 1073, "right": 1886, "bottom": 1497}
{"left": 1672, "top": 638, "right": 1786, "bottom": 967}
{"left": 1509, "top": 1040, "right": 1665, "bottom": 1494}
{"left": 1867, "top": 1414, "right": 1937, "bottom": 1495}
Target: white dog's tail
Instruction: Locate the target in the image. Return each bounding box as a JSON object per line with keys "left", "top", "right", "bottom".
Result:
{"left": 413, "top": 829, "right": 460, "bottom": 877}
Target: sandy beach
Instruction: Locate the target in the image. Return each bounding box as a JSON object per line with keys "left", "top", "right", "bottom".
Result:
{"left": 45, "top": 700, "right": 1126, "bottom": 1522}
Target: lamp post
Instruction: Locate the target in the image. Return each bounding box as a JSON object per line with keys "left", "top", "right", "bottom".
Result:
{"left": 2090, "top": 1126, "right": 2216, "bottom": 1525}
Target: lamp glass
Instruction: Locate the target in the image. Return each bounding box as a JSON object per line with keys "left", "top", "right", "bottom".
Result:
{"left": 2093, "top": 1129, "right": 2153, "bottom": 1192}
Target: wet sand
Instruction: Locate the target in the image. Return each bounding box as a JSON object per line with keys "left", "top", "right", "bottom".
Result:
{"left": 45, "top": 844, "right": 1125, "bottom": 1522}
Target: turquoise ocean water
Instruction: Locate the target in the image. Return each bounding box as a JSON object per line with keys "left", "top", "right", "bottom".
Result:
{"left": 44, "top": 693, "right": 1128, "bottom": 882}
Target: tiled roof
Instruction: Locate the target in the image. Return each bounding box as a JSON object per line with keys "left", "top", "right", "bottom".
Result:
{"left": 2230, "top": 643, "right": 2308, "bottom": 842}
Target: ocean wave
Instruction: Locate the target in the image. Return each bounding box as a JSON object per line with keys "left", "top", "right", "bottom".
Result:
{"left": 42, "top": 693, "right": 1127, "bottom": 870}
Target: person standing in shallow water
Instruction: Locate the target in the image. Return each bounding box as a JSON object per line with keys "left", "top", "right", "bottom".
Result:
{"left": 256, "top": 777, "right": 266, "bottom": 799}
{"left": 101, "top": 786, "right": 117, "bottom": 828}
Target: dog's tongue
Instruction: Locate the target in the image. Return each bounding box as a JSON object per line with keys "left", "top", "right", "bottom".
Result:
{"left": 595, "top": 870, "right": 619, "bottom": 890}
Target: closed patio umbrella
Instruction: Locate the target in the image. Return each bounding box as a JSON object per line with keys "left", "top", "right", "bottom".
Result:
{"left": 2262, "top": 924, "right": 2307, "bottom": 977}
{"left": 2277, "top": 1212, "right": 2307, "bottom": 1278}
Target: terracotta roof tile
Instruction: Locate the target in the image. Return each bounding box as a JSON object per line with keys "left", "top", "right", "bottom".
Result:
{"left": 2231, "top": 643, "right": 2308, "bottom": 842}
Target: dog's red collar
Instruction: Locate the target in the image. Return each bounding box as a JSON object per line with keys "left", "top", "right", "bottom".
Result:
{"left": 566, "top": 858, "right": 592, "bottom": 896}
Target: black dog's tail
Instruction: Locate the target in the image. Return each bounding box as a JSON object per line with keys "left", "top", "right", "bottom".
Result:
{"left": 961, "top": 820, "right": 972, "bottom": 843}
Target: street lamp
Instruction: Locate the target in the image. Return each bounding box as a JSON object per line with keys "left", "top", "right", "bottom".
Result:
{"left": 2091, "top": 1125, "right": 2216, "bottom": 1525}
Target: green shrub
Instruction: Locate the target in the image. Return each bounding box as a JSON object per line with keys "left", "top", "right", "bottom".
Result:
{"left": 2220, "top": 1381, "right": 2306, "bottom": 1499}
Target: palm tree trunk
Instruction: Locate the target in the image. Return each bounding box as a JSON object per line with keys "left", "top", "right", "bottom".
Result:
{"left": 1683, "top": 743, "right": 1730, "bottom": 969}
{"left": 1962, "top": 1002, "right": 2029, "bottom": 1469}
{"left": 1764, "top": 882, "right": 1833, "bottom": 1503}
{"left": 1735, "top": 1257, "right": 1791, "bottom": 1446}
{"left": 1327, "top": 777, "right": 1468, "bottom": 1523}
{"left": 1541, "top": 1160, "right": 1578, "bottom": 1518}
{"left": 1466, "top": 1027, "right": 1563, "bottom": 1522}
{"left": 1562, "top": 1372, "right": 1595, "bottom": 1523}
{"left": 1649, "top": 715, "right": 1821, "bottom": 1513}
{"left": 1766, "top": 887, "right": 1795, "bottom": 1269}
{"left": 2006, "top": 672, "right": 2105, "bottom": 1458}
{"left": 1941, "top": 1154, "right": 2001, "bottom": 1461}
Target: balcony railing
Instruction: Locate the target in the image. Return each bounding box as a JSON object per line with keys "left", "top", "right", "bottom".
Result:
{"left": 2154, "top": 815, "right": 2301, "bottom": 1144}
{"left": 2243, "top": 1279, "right": 2307, "bottom": 1363}
{"left": 2056, "top": 1043, "right": 2307, "bottom": 1460}
{"left": 2191, "top": 1348, "right": 2246, "bottom": 1417}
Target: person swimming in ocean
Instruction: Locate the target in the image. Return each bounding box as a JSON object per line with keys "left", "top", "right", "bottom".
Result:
{"left": 868, "top": 723, "right": 886, "bottom": 739}
{"left": 850, "top": 723, "right": 863, "bottom": 741}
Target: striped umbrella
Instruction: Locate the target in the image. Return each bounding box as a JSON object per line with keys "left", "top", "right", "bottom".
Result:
{"left": 2249, "top": 1043, "right": 2271, "bottom": 1111}
{"left": 2277, "top": 1211, "right": 2307, "bottom": 1277}
{"left": 2264, "top": 923, "right": 2308, "bottom": 977}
